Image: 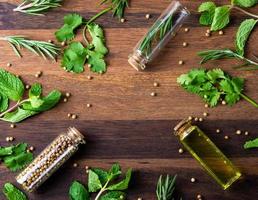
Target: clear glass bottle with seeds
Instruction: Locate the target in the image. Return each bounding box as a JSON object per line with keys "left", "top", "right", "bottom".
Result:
{"left": 174, "top": 119, "right": 241, "bottom": 190}
{"left": 16, "top": 127, "right": 85, "bottom": 192}
{"left": 128, "top": 1, "right": 190, "bottom": 71}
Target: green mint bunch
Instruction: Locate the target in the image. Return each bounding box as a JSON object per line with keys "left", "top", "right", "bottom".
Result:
{"left": 69, "top": 163, "right": 132, "bottom": 200}
{"left": 3, "top": 183, "right": 27, "bottom": 200}
{"left": 13, "top": 0, "right": 63, "bottom": 16}
{"left": 177, "top": 68, "right": 258, "bottom": 108}
{"left": 55, "top": 14, "right": 109, "bottom": 74}
{"left": 0, "top": 69, "right": 61, "bottom": 123}
{"left": 198, "top": 19, "right": 258, "bottom": 70}
{"left": 0, "top": 143, "right": 33, "bottom": 172}
{"left": 198, "top": 0, "right": 258, "bottom": 31}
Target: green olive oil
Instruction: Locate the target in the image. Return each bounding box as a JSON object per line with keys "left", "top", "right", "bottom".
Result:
{"left": 174, "top": 119, "right": 241, "bottom": 190}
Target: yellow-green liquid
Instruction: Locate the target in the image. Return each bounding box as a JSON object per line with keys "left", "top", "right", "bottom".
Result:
{"left": 181, "top": 126, "right": 241, "bottom": 190}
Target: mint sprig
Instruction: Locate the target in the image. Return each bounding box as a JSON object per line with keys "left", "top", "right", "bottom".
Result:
{"left": 0, "top": 69, "right": 62, "bottom": 123}
{"left": 3, "top": 183, "right": 27, "bottom": 200}
{"left": 177, "top": 68, "right": 258, "bottom": 108}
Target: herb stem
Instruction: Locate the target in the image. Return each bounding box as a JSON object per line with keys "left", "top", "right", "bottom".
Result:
{"left": 94, "top": 180, "right": 110, "bottom": 200}
{"left": 232, "top": 6, "right": 258, "bottom": 19}
{"left": 0, "top": 99, "right": 30, "bottom": 118}
{"left": 240, "top": 93, "right": 258, "bottom": 108}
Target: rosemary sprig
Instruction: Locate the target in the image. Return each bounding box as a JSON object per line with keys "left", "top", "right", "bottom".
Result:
{"left": 0, "top": 36, "right": 60, "bottom": 60}
{"left": 139, "top": 14, "right": 173, "bottom": 56}
{"left": 101, "top": 0, "right": 129, "bottom": 19}
{"left": 156, "top": 174, "right": 181, "bottom": 200}
{"left": 13, "top": 0, "right": 63, "bottom": 16}
{"left": 198, "top": 49, "right": 258, "bottom": 70}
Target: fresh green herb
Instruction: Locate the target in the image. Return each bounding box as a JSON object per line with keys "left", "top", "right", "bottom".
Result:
{"left": 101, "top": 0, "right": 129, "bottom": 19}
{"left": 198, "top": 1, "right": 258, "bottom": 31}
{"left": 13, "top": 0, "right": 63, "bottom": 16}
{"left": 69, "top": 181, "right": 90, "bottom": 200}
{"left": 3, "top": 183, "right": 27, "bottom": 200}
{"left": 55, "top": 14, "right": 83, "bottom": 42}
{"left": 0, "top": 143, "right": 33, "bottom": 172}
{"left": 177, "top": 68, "right": 258, "bottom": 108}
{"left": 0, "top": 36, "right": 60, "bottom": 60}
{"left": 198, "top": 19, "right": 258, "bottom": 70}
{"left": 244, "top": 138, "right": 258, "bottom": 149}
{"left": 0, "top": 69, "right": 61, "bottom": 123}
{"left": 156, "top": 174, "right": 182, "bottom": 200}
{"left": 139, "top": 13, "right": 173, "bottom": 57}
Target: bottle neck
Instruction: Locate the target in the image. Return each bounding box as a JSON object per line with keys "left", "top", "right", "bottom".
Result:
{"left": 174, "top": 119, "right": 193, "bottom": 139}
{"left": 128, "top": 50, "right": 147, "bottom": 71}
{"left": 67, "top": 127, "right": 86, "bottom": 145}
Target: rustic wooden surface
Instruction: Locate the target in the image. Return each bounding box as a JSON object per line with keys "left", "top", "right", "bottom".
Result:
{"left": 0, "top": 0, "right": 258, "bottom": 199}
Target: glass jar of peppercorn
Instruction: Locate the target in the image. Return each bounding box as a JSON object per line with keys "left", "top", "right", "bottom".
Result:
{"left": 16, "top": 127, "right": 85, "bottom": 192}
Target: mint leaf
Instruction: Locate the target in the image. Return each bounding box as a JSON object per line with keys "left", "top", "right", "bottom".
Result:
{"left": 1, "top": 108, "right": 38, "bottom": 123}
{"left": 69, "top": 181, "right": 90, "bottom": 200}
{"left": 236, "top": 19, "right": 257, "bottom": 56}
{"left": 198, "top": 2, "right": 216, "bottom": 25}
{"left": 0, "top": 69, "right": 24, "bottom": 101}
{"left": 87, "top": 23, "right": 108, "bottom": 55}
{"left": 232, "top": 0, "right": 258, "bottom": 7}
{"left": 211, "top": 6, "right": 230, "bottom": 31}
{"left": 107, "top": 168, "right": 132, "bottom": 191}
{"left": 244, "top": 138, "right": 258, "bottom": 149}
{"left": 29, "top": 83, "right": 42, "bottom": 98}
{"left": 88, "top": 169, "right": 102, "bottom": 192}
{"left": 55, "top": 14, "right": 83, "bottom": 42}
{"left": 92, "top": 168, "right": 109, "bottom": 185}
{"left": 62, "top": 42, "right": 87, "bottom": 73}
{"left": 2, "top": 143, "right": 33, "bottom": 172}
{"left": 0, "top": 94, "right": 8, "bottom": 112}
{"left": 3, "top": 183, "right": 27, "bottom": 200}
{"left": 100, "top": 191, "right": 126, "bottom": 200}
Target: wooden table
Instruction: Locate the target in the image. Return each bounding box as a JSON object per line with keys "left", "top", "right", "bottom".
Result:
{"left": 0, "top": 0, "right": 257, "bottom": 199}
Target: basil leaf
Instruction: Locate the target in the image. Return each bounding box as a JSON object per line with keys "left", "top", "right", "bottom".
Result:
{"left": 88, "top": 169, "right": 102, "bottom": 192}
{"left": 3, "top": 183, "right": 27, "bottom": 200}
{"left": 1, "top": 108, "right": 38, "bottom": 123}
{"left": 0, "top": 94, "right": 9, "bottom": 112}
{"left": 69, "top": 181, "right": 90, "bottom": 200}
{"left": 107, "top": 169, "right": 132, "bottom": 191}
{"left": 0, "top": 69, "right": 24, "bottom": 101}
{"left": 236, "top": 19, "right": 257, "bottom": 56}
{"left": 100, "top": 191, "right": 126, "bottom": 200}
{"left": 232, "top": 0, "right": 258, "bottom": 7}
{"left": 198, "top": 2, "right": 216, "bottom": 25}
{"left": 211, "top": 6, "right": 231, "bottom": 31}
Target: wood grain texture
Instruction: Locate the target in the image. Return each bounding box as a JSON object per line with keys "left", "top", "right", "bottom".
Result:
{"left": 0, "top": 0, "right": 257, "bottom": 199}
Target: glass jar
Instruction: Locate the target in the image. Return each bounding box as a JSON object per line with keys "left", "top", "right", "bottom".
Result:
{"left": 174, "top": 119, "right": 241, "bottom": 190}
{"left": 128, "top": 1, "right": 190, "bottom": 71}
{"left": 16, "top": 127, "right": 85, "bottom": 192}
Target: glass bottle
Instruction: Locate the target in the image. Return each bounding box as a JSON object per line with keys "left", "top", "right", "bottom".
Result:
{"left": 128, "top": 1, "right": 190, "bottom": 71}
{"left": 16, "top": 127, "right": 85, "bottom": 192}
{"left": 174, "top": 119, "right": 241, "bottom": 190}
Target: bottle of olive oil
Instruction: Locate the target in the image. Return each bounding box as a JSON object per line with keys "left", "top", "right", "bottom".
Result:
{"left": 174, "top": 119, "right": 241, "bottom": 190}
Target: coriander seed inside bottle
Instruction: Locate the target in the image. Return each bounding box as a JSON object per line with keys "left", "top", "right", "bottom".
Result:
{"left": 16, "top": 127, "right": 85, "bottom": 192}
{"left": 128, "top": 1, "right": 190, "bottom": 71}
{"left": 174, "top": 119, "right": 241, "bottom": 190}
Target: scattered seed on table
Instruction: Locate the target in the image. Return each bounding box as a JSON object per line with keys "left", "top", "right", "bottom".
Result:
{"left": 188, "top": 116, "right": 193, "bottom": 120}
{"left": 216, "top": 129, "right": 220, "bottom": 133}
{"left": 73, "top": 163, "right": 78, "bottom": 168}
{"left": 61, "top": 41, "right": 66, "bottom": 46}
{"left": 184, "top": 27, "right": 189, "bottom": 32}
{"left": 87, "top": 75, "right": 93, "bottom": 80}
{"left": 120, "top": 18, "right": 125, "bottom": 23}
{"left": 191, "top": 177, "right": 196, "bottom": 183}
{"left": 7, "top": 63, "right": 12, "bottom": 67}
{"left": 178, "top": 148, "right": 184, "bottom": 154}
{"left": 244, "top": 131, "right": 249, "bottom": 136}
{"left": 221, "top": 100, "right": 226, "bottom": 105}
{"left": 205, "top": 32, "right": 211, "bottom": 37}
{"left": 150, "top": 92, "right": 157, "bottom": 97}
{"left": 88, "top": 64, "right": 92, "bottom": 68}
{"left": 25, "top": 85, "right": 30, "bottom": 90}
{"left": 197, "top": 194, "right": 202, "bottom": 199}
{"left": 153, "top": 82, "right": 159, "bottom": 87}
{"left": 67, "top": 113, "right": 72, "bottom": 118}
{"left": 194, "top": 117, "right": 198, "bottom": 122}
{"left": 9, "top": 137, "right": 15, "bottom": 142}
{"left": 48, "top": 40, "right": 53, "bottom": 43}
{"left": 86, "top": 103, "right": 92, "bottom": 108}
{"left": 182, "top": 42, "right": 188, "bottom": 47}
{"left": 178, "top": 60, "right": 184, "bottom": 65}
{"left": 63, "top": 98, "right": 68, "bottom": 103}
{"left": 204, "top": 104, "right": 209, "bottom": 108}
{"left": 10, "top": 124, "right": 16, "bottom": 128}
{"left": 219, "top": 30, "right": 224, "bottom": 35}
{"left": 86, "top": 169, "right": 89, "bottom": 173}
{"left": 6, "top": 137, "right": 10, "bottom": 142}
{"left": 199, "top": 118, "right": 203, "bottom": 122}
{"left": 137, "top": 198, "right": 142, "bottom": 200}
{"left": 85, "top": 165, "right": 89, "bottom": 170}
{"left": 224, "top": 135, "right": 229, "bottom": 140}
{"left": 71, "top": 114, "right": 77, "bottom": 119}
{"left": 236, "top": 130, "right": 241, "bottom": 135}
{"left": 206, "top": 29, "right": 211, "bottom": 34}
{"left": 145, "top": 14, "right": 151, "bottom": 19}
{"left": 65, "top": 92, "right": 71, "bottom": 98}
{"left": 203, "top": 112, "right": 208, "bottom": 117}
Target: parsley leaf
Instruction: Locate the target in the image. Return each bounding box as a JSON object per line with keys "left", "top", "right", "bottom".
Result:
{"left": 3, "top": 183, "right": 27, "bottom": 200}
{"left": 236, "top": 19, "right": 257, "bottom": 56}
{"left": 198, "top": 2, "right": 216, "bottom": 25}
{"left": 61, "top": 42, "right": 87, "bottom": 73}
{"left": 0, "top": 143, "right": 33, "bottom": 172}
{"left": 86, "top": 48, "right": 107, "bottom": 73}
{"left": 55, "top": 14, "right": 83, "bottom": 42}
{"left": 69, "top": 181, "right": 90, "bottom": 200}
{"left": 177, "top": 68, "right": 258, "bottom": 107}
{"left": 244, "top": 138, "right": 258, "bottom": 149}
